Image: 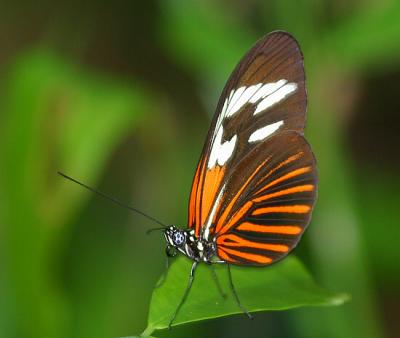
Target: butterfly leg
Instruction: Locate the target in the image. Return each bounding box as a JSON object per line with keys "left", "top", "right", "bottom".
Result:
{"left": 227, "top": 264, "right": 253, "bottom": 319}
{"left": 208, "top": 264, "right": 226, "bottom": 299}
{"left": 168, "top": 261, "right": 198, "bottom": 329}
{"left": 155, "top": 256, "right": 170, "bottom": 288}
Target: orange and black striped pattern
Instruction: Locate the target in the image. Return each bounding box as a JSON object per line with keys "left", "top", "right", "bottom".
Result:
{"left": 214, "top": 132, "right": 316, "bottom": 265}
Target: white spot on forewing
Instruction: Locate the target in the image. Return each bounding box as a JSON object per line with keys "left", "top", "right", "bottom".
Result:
{"left": 203, "top": 184, "right": 225, "bottom": 240}
{"left": 226, "top": 87, "right": 245, "bottom": 115}
{"left": 226, "top": 84, "right": 261, "bottom": 117}
{"left": 217, "top": 134, "right": 237, "bottom": 165}
{"left": 254, "top": 82, "right": 297, "bottom": 115}
{"left": 249, "top": 80, "right": 287, "bottom": 103}
{"left": 208, "top": 126, "right": 237, "bottom": 168}
{"left": 248, "top": 120, "right": 284, "bottom": 143}
{"left": 208, "top": 79, "right": 296, "bottom": 169}
{"left": 220, "top": 94, "right": 229, "bottom": 119}
{"left": 220, "top": 79, "right": 297, "bottom": 119}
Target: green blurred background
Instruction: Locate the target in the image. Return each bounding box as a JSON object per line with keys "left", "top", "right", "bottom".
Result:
{"left": 1, "top": 1, "right": 399, "bottom": 337}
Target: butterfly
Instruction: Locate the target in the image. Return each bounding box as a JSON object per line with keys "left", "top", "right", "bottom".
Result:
{"left": 162, "top": 31, "right": 317, "bottom": 327}
{"left": 59, "top": 30, "right": 317, "bottom": 329}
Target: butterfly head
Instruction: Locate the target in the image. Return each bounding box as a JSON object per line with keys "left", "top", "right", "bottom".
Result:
{"left": 164, "top": 226, "right": 187, "bottom": 256}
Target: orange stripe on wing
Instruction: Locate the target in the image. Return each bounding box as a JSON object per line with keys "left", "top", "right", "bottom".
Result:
{"left": 217, "top": 185, "right": 313, "bottom": 236}
{"left": 255, "top": 166, "right": 312, "bottom": 196}
{"left": 253, "top": 184, "right": 314, "bottom": 203}
{"left": 252, "top": 205, "right": 311, "bottom": 215}
{"left": 217, "top": 234, "right": 289, "bottom": 252}
{"left": 217, "top": 248, "right": 238, "bottom": 263}
{"left": 215, "top": 156, "right": 271, "bottom": 234}
{"left": 219, "top": 247, "right": 272, "bottom": 264}
{"left": 200, "top": 165, "right": 226, "bottom": 226}
{"left": 236, "top": 222, "right": 302, "bottom": 235}
{"left": 255, "top": 151, "right": 303, "bottom": 187}
{"left": 218, "top": 201, "right": 253, "bottom": 235}
{"left": 194, "top": 159, "right": 206, "bottom": 236}
{"left": 189, "top": 161, "right": 201, "bottom": 227}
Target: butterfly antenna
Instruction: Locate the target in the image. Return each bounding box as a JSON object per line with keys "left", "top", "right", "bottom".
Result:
{"left": 146, "top": 227, "right": 168, "bottom": 235}
{"left": 58, "top": 171, "right": 168, "bottom": 228}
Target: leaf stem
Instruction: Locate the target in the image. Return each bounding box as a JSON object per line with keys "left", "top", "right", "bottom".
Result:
{"left": 140, "top": 325, "right": 155, "bottom": 337}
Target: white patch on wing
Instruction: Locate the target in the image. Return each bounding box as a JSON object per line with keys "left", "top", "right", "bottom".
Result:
{"left": 226, "top": 84, "right": 261, "bottom": 117}
{"left": 254, "top": 82, "right": 297, "bottom": 115}
{"left": 203, "top": 184, "right": 225, "bottom": 240}
{"left": 249, "top": 80, "right": 287, "bottom": 103}
{"left": 219, "top": 79, "right": 297, "bottom": 121}
{"left": 226, "top": 87, "right": 245, "bottom": 116}
{"left": 208, "top": 126, "right": 237, "bottom": 168}
{"left": 207, "top": 79, "right": 296, "bottom": 168}
{"left": 248, "top": 120, "right": 284, "bottom": 143}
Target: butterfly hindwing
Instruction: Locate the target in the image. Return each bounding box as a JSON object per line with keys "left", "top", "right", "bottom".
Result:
{"left": 188, "top": 31, "right": 308, "bottom": 240}
{"left": 214, "top": 131, "right": 317, "bottom": 265}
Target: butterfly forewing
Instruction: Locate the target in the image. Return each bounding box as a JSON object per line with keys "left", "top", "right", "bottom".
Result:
{"left": 188, "top": 31, "right": 316, "bottom": 265}
{"left": 189, "top": 32, "right": 307, "bottom": 233}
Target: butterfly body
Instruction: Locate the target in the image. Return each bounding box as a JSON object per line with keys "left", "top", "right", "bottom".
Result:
{"left": 164, "top": 226, "right": 222, "bottom": 263}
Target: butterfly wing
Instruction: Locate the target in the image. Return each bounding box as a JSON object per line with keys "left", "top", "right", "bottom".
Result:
{"left": 214, "top": 131, "right": 317, "bottom": 265}
{"left": 188, "top": 31, "right": 308, "bottom": 239}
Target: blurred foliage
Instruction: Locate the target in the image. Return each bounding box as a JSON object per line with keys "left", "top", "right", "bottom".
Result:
{"left": 0, "top": 49, "right": 151, "bottom": 338}
{"left": 0, "top": 1, "right": 400, "bottom": 338}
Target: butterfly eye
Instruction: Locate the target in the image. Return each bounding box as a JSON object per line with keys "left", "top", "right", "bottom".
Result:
{"left": 172, "top": 231, "right": 185, "bottom": 246}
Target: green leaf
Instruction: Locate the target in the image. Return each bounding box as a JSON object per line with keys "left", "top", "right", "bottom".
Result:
{"left": 144, "top": 256, "right": 348, "bottom": 335}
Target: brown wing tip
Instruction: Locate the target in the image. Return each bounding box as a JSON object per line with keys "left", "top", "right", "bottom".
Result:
{"left": 250, "top": 31, "right": 305, "bottom": 81}
{"left": 267, "top": 30, "right": 301, "bottom": 45}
